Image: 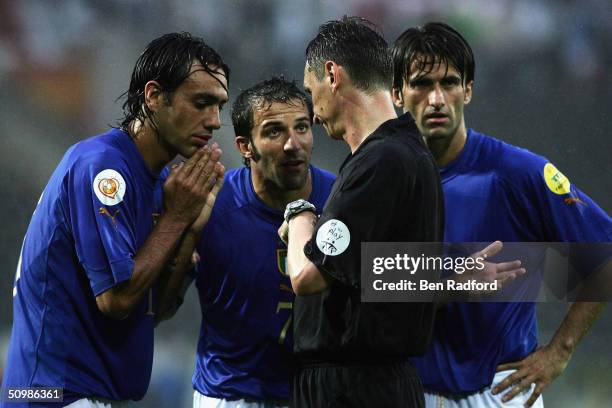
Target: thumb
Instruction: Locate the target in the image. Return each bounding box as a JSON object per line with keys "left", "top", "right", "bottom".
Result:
{"left": 165, "top": 162, "right": 183, "bottom": 184}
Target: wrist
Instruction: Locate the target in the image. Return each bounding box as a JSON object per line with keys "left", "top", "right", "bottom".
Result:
{"left": 288, "top": 210, "right": 317, "bottom": 226}
{"left": 284, "top": 199, "right": 316, "bottom": 223}
{"left": 549, "top": 337, "right": 575, "bottom": 358}
{"left": 157, "top": 213, "right": 191, "bottom": 233}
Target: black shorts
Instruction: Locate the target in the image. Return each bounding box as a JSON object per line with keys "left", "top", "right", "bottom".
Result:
{"left": 292, "top": 361, "right": 424, "bottom": 408}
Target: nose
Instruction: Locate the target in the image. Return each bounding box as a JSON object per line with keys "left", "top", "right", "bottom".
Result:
{"left": 284, "top": 130, "right": 301, "bottom": 152}
{"left": 205, "top": 106, "right": 222, "bottom": 130}
{"left": 428, "top": 85, "right": 445, "bottom": 110}
{"left": 313, "top": 115, "right": 322, "bottom": 125}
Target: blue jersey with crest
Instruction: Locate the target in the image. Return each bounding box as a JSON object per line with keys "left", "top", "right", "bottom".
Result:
{"left": 2, "top": 129, "right": 167, "bottom": 406}
{"left": 412, "top": 129, "right": 612, "bottom": 394}
{"left": 193, "top": 166, "right": 335, "bottom": 400}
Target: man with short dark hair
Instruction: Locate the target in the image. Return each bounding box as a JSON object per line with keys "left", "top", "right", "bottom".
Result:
{"left": 189, "top": 77, "right": 335, "bottom": 408}
{"left": 2, "top": 32, "right": 228, "bottom": 407}
{"left": 392, "top": 22, "right": 611, "bottom": 408}
{"left": 279, "top": 17, "right": 444, "bottom": 407}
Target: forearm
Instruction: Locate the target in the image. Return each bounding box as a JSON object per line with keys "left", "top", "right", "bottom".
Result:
{"left": 287, "top": 216, "right": 314, "bottom": 279}
{"left": 97, "top": 214, "right": 190, "bottom": 319}
{"left": 286, "top": 213, "right": 328, "bottom": 295}
{"left": 155, "top": 229, "right": 200, "bottom": 322}
{"left": 548, "top": 301, "right": 605, "bottom": 356}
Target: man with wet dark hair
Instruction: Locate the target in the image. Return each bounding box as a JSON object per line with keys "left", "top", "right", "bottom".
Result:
{"left": 2, "top": 32, "right": 227, "bottom": 407}
{"left": 280, "top": 17, "right": 444, "bottom": 407}
{"left": 232, "top": 76, "right": 313, "bottom": 166}
{"left": 189, "top": 76, "right": 334, "bottom": 408}
{"left": 392, "top": 22, "right": 611, "bottom": 408}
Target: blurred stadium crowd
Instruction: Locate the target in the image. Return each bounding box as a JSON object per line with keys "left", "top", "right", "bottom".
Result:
{"left": 0, "top": 1, "right": 610, "bottom": 407}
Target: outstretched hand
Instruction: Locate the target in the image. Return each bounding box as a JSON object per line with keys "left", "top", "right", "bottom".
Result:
{"left": 459, "top": 241, "right": 526, "bottom": 297}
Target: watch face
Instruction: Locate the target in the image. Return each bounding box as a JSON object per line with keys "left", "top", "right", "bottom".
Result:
{"left": 290, "top": 200, "right": 305, "bottom": 211}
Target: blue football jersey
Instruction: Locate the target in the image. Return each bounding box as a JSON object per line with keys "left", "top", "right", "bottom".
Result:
{"left": 412, "top": 129, "right": 612, "bottom": 393}
{"left": 192, "top": 166, "right": 335, "bottom": 400}
{"left": 2, "top": 129, "right": 167, "bottom": 406}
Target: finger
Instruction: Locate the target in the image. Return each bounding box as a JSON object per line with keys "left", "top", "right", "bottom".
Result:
{"left": 194, "top": 148, "right": 222, "bottom": 186}
{"left": 492, "top": 369, "right": 523, "bottom": 394}
{"left": 497, "top": 362, "right": 521, "bottom": 372}
{"left": 209, "top": 144, "right": 222, "bottom": 162}
{"left": 165, "top": 162, "right": 183, "bottom": 184}
{"left": 188, "top": 150, "right": 215, "bottom": 184}
{"left": 524, "top": 384, "right": 543, "bottom": 407}
{"left": 473, "top": 241, "right": 503, "bottom": 260}
{"left": 209, "top": 166, "right": 225, "bottom": 194}
{"left": 181, "top": 147, "right": 208, "bottom": 178}
{"left": 496, "top": 268, "right": 526, "bottom": 286}
{"left": 495, "top": 260, "right": 522, "bottom": 272}
{"left": 502, "top": 376, "right": 532, "bottom": 403}
{"left": 278, "top": 222, "right": 289, "bottom": 244}
{"left": 191, "top": 250, "right": 201, "bottom": 265}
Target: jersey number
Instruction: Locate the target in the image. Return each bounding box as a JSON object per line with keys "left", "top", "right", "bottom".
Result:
{"left": 276, "top": 301, "right": 293, "bottom": 345}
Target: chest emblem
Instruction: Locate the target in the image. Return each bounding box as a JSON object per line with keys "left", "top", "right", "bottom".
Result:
{"left": 277, "top": 249, "right": 288, "bottom": 276}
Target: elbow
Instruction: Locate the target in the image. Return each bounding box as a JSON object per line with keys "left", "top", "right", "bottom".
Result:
{"left": 290, "top": 273, "right": 315, "bottom": 296}
{"left": 96, "top": 292, "right": 134, "bottom": 320}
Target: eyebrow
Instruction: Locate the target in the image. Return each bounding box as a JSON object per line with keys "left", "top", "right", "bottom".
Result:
{"left": 262, "top": 120, "right": 286, "bottom": 128}
{"left": 261, "top": 116, "right": 310, "bottom": 128}
{"left": 192, "top": 92, "right": 228, "bottom": 103}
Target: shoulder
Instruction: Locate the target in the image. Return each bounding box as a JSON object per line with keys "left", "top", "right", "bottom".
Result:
{"left": 70, "top": 130, "right": 131, "bottom": 175}
{"left": 210, "top": 167, "right": 250, "bottom": 217}
{"left": 470, "top": 130, "right": 549, "bottom": 183}
{"left": 311, "top": 166, "right": 336, "bottom": 185}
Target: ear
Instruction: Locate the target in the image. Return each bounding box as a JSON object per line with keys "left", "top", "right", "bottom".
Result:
{"left": 463, "top": 80, "right": 474, "bottom": 105}
{"left": 392, "top": 87, "right": 404, "bottom": 109}
{"left": 144, "top": 80, "right": 164, "bottom": 112}
{"left": 324, "top": 61, "right": 341, "bottom": 93}
{"left": 235, "top": 136, "right": 252, "bottom": 160}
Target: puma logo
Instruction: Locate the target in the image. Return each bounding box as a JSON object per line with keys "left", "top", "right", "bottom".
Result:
{"left": 564, "top": 197, "right": 587, "bottom": 206}
{"left": 99, "top": 207, "right": 120, "bottom": 224}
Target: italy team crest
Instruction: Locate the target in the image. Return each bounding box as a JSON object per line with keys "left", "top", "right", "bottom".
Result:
{"left": 276, "top": 249, "right": 288, "bottom": 276}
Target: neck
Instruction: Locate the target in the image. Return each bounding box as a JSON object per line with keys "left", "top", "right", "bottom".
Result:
{"left": 251, "top": 168, "right": 313, "bottom": 211}
{"left": 341, "top": 90, "right": 398, "bottom": 153}
{"left": 128, "top": 120, "right": 175, "bottom": 173}
{"left": 427, "top": 122, "right": 468, "bottom": 167}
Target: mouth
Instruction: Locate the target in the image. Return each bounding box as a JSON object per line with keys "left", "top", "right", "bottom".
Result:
{"left": 424, "top": 113, "right": 449, "bottom": 126}
{"left": 281, "top": 159, "right": 306, "bottom": 170}
{"left": 191, "top": 134, "right": 212, "bottom": 146}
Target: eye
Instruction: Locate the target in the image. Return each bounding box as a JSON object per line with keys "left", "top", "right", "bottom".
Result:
{"left": 441, "top": 77, "right": 461, "bottom": 87}
{"left": 295, "top": 123, "right": 310, "bottom": 133}
{"left": 409, "top": 79, "right": 429, "bottom": 89}
{"left": 266, "top": 127, "right": 282, "bottom": 138}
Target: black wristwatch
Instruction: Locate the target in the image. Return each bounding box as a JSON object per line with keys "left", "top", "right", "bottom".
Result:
{"left": 284, "top": 199, "right": 316, "bottom": 223}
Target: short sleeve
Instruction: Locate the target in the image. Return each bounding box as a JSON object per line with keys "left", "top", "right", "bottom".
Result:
{"left": 502, "top": 152, "right": 612, "bottom": 279}
{"left": 67, "top": 154, "right": 138, "bottom": 296}
{"left": 304, "top": 148, "right": 413, "bottom": 288}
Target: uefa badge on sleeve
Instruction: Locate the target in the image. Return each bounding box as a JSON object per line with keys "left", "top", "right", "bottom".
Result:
{"left": 93, "top": 169, "right": 126, "bottom": 206}
{"left": 316, "top": 219, "right": 350, "bottom": 256}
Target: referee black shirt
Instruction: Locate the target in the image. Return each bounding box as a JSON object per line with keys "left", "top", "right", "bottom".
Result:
{"left": 294, "top": 112, "right": 444, "bottom": 365}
